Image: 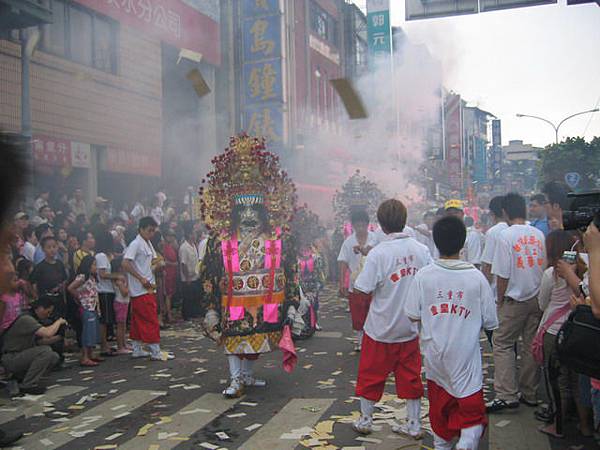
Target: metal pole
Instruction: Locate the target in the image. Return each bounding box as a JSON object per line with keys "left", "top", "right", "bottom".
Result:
{"left": 20, "top": 29, "right": 34, "bottom": 207}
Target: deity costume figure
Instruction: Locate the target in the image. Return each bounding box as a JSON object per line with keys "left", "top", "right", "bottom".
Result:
{"left": 332, "top": 170, "right": 384, "bottom": 291}
{"left": 199, "top": 134, "right": 300, "bottom": 398}
{"left": 291, "top": 206, "right": 327, "bottom": 339}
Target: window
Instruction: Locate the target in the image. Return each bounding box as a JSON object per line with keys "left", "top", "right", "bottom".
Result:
{"left": 310, "top": 2, "right": 338, "bottom": 47}
{"left": 39, "top": 0, "right": 118, "bottom": 74}
{"left": 69, "top": 5, "right": 92, "bottom": 65}
{"left": 92, "top": 15, "right": 114, "bottom": 72}
{"left": 42, "top": 0, "right": 66, "bottom": 56}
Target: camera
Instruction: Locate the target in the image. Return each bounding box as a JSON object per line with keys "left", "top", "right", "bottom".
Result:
{"left": 562, "top": 190, "right": 600, "bottom": 231}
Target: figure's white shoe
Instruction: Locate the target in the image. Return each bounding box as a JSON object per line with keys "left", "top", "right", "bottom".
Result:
{"left": 222, "top": 378, "right": 244, "bottom": 398}
{"left": 131, "top": 350, "right": 151, "bottom": 359}
{"left": 392, "top": 421, "right": 424, "bottom": 440}
{"left": 352, "top": 416, "right": 373, "bottom": 435}
{"left": 242, "top": 375, "right": 267, "bottom": 387}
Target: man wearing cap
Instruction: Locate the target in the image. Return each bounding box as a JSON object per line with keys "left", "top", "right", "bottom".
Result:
{"left": 93, "top": 197, "right": 110, "bottom": 223}
{"left": 444, "top": 200, "right": 482, "bottom": 267}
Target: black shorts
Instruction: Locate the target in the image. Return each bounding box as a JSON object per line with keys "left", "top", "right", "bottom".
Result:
{"left": 98, "top": 293, "right": 116, "bottom": 325}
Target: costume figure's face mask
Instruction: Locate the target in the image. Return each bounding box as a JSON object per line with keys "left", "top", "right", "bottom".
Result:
{"left": 239, "top": 206, "right": 263, "bottom": 235}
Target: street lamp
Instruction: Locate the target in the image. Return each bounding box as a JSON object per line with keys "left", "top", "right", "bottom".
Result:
{"left": 516, "top": 108, "right": 599, "bottom": 144}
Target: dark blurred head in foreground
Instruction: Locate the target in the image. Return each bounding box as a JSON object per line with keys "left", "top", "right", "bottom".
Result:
{"left": 0, "top": 132, "right": 27, "bottom": 293}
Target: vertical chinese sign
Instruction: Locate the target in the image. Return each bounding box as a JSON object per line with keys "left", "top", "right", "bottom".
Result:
{"left": 240, "top": 0, "right": 285, "bottom": 149}
{"left": 366, "top": 0, "right": 391, "bottom": 59}
{"left": 444, "top": 93, "right": 463, "bottom": 192}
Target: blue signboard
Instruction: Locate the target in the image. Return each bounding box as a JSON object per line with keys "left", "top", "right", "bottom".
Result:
{"left": 242, "top": 15, "right": 281, "bottom": 62}
{"left": 243, "top": 104, "right": 284, "bottom": 144}
{"left": 243, "top": 59, "right": 283, "bottom": 105}
{"left": 242, "top": 0, "right": 279, "bottom": 16}
{"left": 240, "top": 1, "right": 284, "bottom": 147}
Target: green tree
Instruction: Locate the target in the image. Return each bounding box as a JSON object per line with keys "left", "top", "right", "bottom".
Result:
{"left": 538, "top": 137, "right": 600, "bottom": 190}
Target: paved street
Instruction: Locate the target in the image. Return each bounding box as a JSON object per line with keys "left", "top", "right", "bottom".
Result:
{"left": 0, "top": 285, "right": 594, "bottom": 450}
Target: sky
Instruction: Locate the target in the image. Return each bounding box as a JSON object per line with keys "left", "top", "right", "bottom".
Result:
{"left": 354, "top": 0, "right": 600, "bottom": 148}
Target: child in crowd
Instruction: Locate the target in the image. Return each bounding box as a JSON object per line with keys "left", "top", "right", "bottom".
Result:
{"left": 352, "top": 199, "right": 432, "bottom": 437}
{"left": 0, "top": 266, "right": 23, "bottom": 332}
{"left": 112, "top": 258, "right": 131, "bottom": 354}
{"left": 68, "top": 255, "right": 101, "bottom": 367}
{"left": 405, "top": 216, "right": 498, "bottom": 450}
{"left": 30, "top": 236, "right": 68, "bottom": 317}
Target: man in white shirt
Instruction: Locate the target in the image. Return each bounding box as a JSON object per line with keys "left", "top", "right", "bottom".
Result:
{"left": 130, "top": 201, "right": 146, "bottom": 225}
{"left": 445, "top": 200, "right": 483, "bottom": 267}
{"left": 352, "top": 199, "right": 432, "bottom": 437}
{"left": 481, "top": 196, "right": 508, "bottom": 288}
{"left": 488, "top": 193, "right": 546, "bottom": 412}
{"left": 179, "top": 226, "right": 201, "bottom": 320}
{"left": 405, "top": 215, "right": 498, "bottom": 450}
{"left": 122, "top": 217, "right": 174, "bottom": 361}
{"left": 337, "top": 209, "right": 378, "bottom": 350}
{"left": 415, "top": 211, "right": 436, "bottom": 255}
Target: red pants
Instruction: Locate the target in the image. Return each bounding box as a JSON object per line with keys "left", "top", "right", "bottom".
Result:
{"left": 130, "top": 293, "right": 160, "bottom": 344}
{"left": 349, "top": 291, "right": 371, "bottom": 331}
{"left": 356, "top": 333, "right": 424, "bottom": 401}
{"left": 427, "top": 380, "right": 487, "bottom": 441}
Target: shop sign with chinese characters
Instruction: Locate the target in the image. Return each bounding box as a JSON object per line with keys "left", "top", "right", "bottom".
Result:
{"left": 33, "top": 136, "right": 92, "bottom": 169}
{"left": 75, "top": 0, "right": 221, "bottom": 65}
{"left": 239, "top": 0, "right": 285, "bottom": 147}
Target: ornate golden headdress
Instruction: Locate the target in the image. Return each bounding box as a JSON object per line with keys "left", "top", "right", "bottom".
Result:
{"left": 332, "top": 169, "right": 385, "bottom": 227}
{"left": 199, "top": 133, "right": 297, "bottom": 237}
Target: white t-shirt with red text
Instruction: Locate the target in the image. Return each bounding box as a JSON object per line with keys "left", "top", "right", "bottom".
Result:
{"left": 491, "top": 224, "right": 546, "bottom": 302}
{"left": 405, "top": 260, "right": 499, "bottom": 398}
{"left": 337, "top": 231, "right": 378, "bottom": 292}
{"left": 354, "top": 233, "right": 432, "bottom": 343}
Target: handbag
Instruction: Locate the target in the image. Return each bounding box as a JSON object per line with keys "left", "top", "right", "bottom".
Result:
{"left": 531, "top": 303, "right": 571, "bottom": 366}
{"left": 556, "top": 305, "right": 600, "bottom": 379}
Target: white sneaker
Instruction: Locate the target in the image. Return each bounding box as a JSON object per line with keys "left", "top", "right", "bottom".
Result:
{"left": 242, "top": 375, "right": 267, "bottom": 387}
{"left": 222, "top": 378, "right": 244, "bottom": 398}
{"left": 352, "top": 416, "right": 373, "bottom": 435}
{"left": 131, "top": 350, "right": 151, "bottom": 359}
{"left": 392, "top": 421, "right": 424, "bottom": 440}
{"left": 150, "top": 352, "right": 175, "bottom": 361}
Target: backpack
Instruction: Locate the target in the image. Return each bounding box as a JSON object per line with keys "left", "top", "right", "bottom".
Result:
{"left": 556, "top": 305, "right": 600, "bottom": 379}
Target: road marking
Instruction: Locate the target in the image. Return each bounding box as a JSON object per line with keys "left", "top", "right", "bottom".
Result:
{"left": 117, "top": 393, "right": 240, "bottom": 449}
{"left": 315, "top": 331, "right": 344, "bottom": 339}
{"left": 238, "top": 398, "right": 335, "bottom": 450}
{"left": 18, "top": 390, "right": 161, "bottom": 450}
{"left": 0, "top": 385, "right": 86, "bottom": 425}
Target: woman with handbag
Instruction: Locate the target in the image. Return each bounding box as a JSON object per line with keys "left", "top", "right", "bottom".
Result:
{"left": 534, "top": 230, "right": 592, "bottom": 438}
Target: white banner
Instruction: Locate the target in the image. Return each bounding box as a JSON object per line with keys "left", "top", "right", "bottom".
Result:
{"left": 71, "top": 142, "right": 91, "bottom": 169}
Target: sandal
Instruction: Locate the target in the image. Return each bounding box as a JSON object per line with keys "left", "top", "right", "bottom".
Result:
{"left": 80, "top": 360, "right": 99, "bottom": 367}
{"left": 100, "top": 350, "right": 118, "bottom": 357}
{"left": 538, "top": 424, "right": 564, "bottom": 439}
{"left": 91, "top": 357, "right": 105, "bottom": 363}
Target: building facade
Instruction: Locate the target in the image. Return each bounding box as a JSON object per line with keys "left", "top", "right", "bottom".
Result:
{"left": 0, "top": 0, "right": 223, "bottom": 208}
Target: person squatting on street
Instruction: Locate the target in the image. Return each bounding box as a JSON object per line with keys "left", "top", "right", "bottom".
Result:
{"left": 352, "top": 199, "right": 432, "bottom": 438}
{"left": 405, "top": 216, "right": 499, "bottom": 450}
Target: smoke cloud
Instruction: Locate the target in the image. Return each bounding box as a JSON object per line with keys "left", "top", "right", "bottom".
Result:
{"left": 289, "top": 33, "right": 443, "bottom": 223}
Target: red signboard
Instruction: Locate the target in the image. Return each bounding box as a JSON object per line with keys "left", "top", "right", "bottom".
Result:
{"left": 33, "top": 135, "right": 71, "bottom": 167}
{"left": 75, "top": 0, "right": 221, "bottom": 66}
{"left": 105, "top": 147, "right": 161, "bottom": 177}
{"left": 444, "top": 94, "right": 463, "bottom": 191}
